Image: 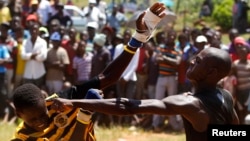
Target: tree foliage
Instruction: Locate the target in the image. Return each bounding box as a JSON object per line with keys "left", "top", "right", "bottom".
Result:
{"left": 212, "top": 0, "right": 234, "bottom": 31}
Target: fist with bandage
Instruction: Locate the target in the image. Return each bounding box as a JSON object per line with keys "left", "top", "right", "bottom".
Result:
{"left": 128, "top": 2, "right": 166, "bottom": 48}
{"left": 77, "top": 89, "right": 103, "bottom": 124}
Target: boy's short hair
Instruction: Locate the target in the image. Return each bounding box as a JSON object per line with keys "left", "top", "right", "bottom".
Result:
{"left": 13, "top": 83, "right": 44, "bottom": 109}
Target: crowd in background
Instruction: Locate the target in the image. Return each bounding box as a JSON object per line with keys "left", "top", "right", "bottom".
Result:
{"left": 0, "top": 0, "right": 250, "bottom": 133}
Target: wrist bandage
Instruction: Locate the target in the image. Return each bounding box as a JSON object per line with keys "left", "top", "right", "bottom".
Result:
{"left": 76, "top": 108, "right": 93, "bottom": 124}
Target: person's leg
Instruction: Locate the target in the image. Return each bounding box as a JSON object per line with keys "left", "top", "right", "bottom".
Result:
{"left": 0, "top": 73, "right": 7, "bottom": 118}
{"left": 237, "top": 89, "right": 250, "bottom": 124}
{"left": 152, "top": 76, "right": 167, "bottom": 130}
{"left": 166, "top": 76, "right": 183, "bottom": 131}
{"left": 124, "top": 80, "right": 136, "bottom": 125}
{"left": 46, "top": 80, "right": 54, "bottom": 95}
{"left": 5, "top": 69, "right": 14, "bottom": 99}
{"left": 126, "top": 80, "right": 136, "bottom": 99}
{"left": 135, "top": 73, "right": 147, "bottom": 99}
{"left": 35, "top": 75, "right": 45, "bottom": 89}
{"left": 53, "top": 80, "right": 64, "bottom": 93}
{"left": 147, "top": 84, "right": 156, "bottom": 99}
{"left": 14, "top": 74, "right": 23, "bottom": 89}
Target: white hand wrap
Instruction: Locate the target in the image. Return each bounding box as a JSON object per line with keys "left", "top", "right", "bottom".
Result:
{"left": 77, "top": 108, "right": 93, "bottom": 124}
{"left": 132, "top": 31, "right": 151, "bottom": 43}
{"left": 132, "top": 8, "right": 163, "bottom": 43}
{"left": 144, "top": 8, "right": 162, "bottom": 32}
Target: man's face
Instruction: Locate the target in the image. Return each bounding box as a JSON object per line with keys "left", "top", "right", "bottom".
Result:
{"left": 17, "top": 101, "right": 49, "bottom": 132}
{"left": 69, "top": 29, "right": 76, "bottom": 40}
{"left": 186, "top": 50, "right": 211, "bottom": 82}
{"left": 52, "top": 40, "right": 61, "bottom": 48}
{"left": 30, "top": 25, "right": 39, "bottom": 37}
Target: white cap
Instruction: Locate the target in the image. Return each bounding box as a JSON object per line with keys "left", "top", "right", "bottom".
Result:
{"left": 88, "top": 0, "right": 96, "bottom": 4}
{"left": 50, "top": 32, "right": 61, "bottom": 41}
{"left": 196, "top": 35, "right": 207, "bottom": 43}
{"left": 87, "top": 21, "right": 98, "bottom": 29}
{"left": 93, "top": 33, "right": 106, "bottom": 46}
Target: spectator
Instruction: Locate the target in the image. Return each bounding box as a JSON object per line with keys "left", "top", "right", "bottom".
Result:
{"left": 39, "top": 26, "right": 50, "bottom": 47}
{"left": 13, "top": 26, "right": 25, "bottom": 89}
{"left": 73, "top": 41, "right": 93, "bottom": 84}
{"left": 194, "top": 35, "right": 208, "bottom": 53}
{"left": 177, "top": 33, "right": 196, "bottom": 94}
{"left": 0, "top": 22, "right": 17, "bottom": 100}
{"left": 152, "top": 29, "right": 183, "bottom": 132}
{"left": 48, "top": 3, "right": 73, "bottom": 28}
{"left": 135, "top": 46, "right": 148, "bottom": 100}
{"left": 61, "top": 27, "right": 78, "bottom": 85}
{"left": 37, "top": 0, "right": 52, "bottom": 26}
{"left": 79, "top": 30, "right": 89, "bottom": 43}
{"left": 0, "top": 0, "right": 11, "bottom": 24}
{"left": 9, "top": 15, "right": 30, "bottom": 39}
{"left": 83, "top": 0, "right": 106, "bottom": 30}
{"left": 47, "top": 19, "right": 60, "bottom": 35}
{"left": 199, "top": 0, "right": 213, "bottom": 18}
{"left": 45, "top": 32, "right": 69, "bottom": 94}
{"left": 7, "top": 0, "right": 22, "bottom": 17}
{"left": 21, "top": 23, "right": 47, "bottom": 89}
{"left": 50, "top": 0, "right": 60, "bottom": 16}
{"left": 21, "top": 0, "right": 30, "bottom": 28}
{"left": 106, "top": 4, "right": 127, "bottom": 33}
{"left": 0, "top": 38, "right": 10, "bottom": 120}
{"left": 28, "top": 0, "right": 41, "bottom": 26}
{"left": 91, "top": 33, "right": 111, "bottom": 78}
{"left": 232, "top": 38, "right": 250, "bottom": 124}
{"left": 86, "top": 21, "right": 98, "bottom": 53}
{"left": 237, "top": 0, "right": 250, "bottom": 34}
{"left": 232, "top": 0, "right": 239, "bottom": 29}
{"left": 145, "top": 40, "right": 158, "bottom": 100}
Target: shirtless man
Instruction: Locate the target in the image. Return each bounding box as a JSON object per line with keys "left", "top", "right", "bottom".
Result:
{"left": 52, "top": 47, "right": 239, "bottom": 141}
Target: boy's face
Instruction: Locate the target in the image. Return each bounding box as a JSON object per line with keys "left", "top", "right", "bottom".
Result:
{"left": 17, "top": 101, "right": 49, "bottom": 132}
{"left": 235, "top": 44, "right": 249, "bottom": 59}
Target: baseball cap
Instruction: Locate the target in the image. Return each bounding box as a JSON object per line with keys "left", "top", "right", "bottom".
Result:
{"left": 93, "top": 33, "right": 106, "bottom": 46}
{"left": 196, "top": 35, "right": 208, "bottom": 43}
{"left": 26, "top": 14, "right": 38, "bottom": 21}
{"left": 50, "top": 32, "right": 61, "bottom": 41}
{"left": 234, "top": 36, "right": 247, "bottom": 46}
{"left": 39, "top": 27, "right": 49, "bottom": 38}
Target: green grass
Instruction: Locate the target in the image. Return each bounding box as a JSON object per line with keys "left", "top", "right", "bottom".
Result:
{"left": 0, "top": 122, "right": 16, "bottom": 140}
{"left": 0, "top": 122, "right": 185, "bottom": 141}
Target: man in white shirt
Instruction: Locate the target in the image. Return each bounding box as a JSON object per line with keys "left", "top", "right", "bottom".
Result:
{"left": 22, "top": 23, "right": 47, "bottom": 88}
{"left": 83, "top": 0, "right": 106, "bottom": 30}
{"left": 37, "top": 0, "right": 52, "bottom": 26}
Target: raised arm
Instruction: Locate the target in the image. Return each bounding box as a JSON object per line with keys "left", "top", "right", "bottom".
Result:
{"left": 98, "top": 2, "right": 166, "bottom": 89}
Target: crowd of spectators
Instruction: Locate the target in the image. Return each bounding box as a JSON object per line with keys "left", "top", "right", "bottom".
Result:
{"left": 0, "top": 0, "right": 250, "bottom": 134}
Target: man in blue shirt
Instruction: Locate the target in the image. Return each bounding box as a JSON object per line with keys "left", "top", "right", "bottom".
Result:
{"left": 0, "top": 44, "right": 10, "bottom": 119}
